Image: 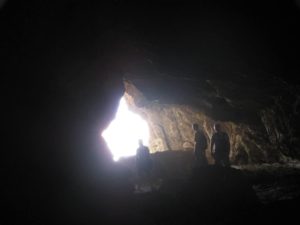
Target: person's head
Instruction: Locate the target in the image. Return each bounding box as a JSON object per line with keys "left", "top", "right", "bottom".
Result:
{"left": 138, "top": 139, "right": 143, "bottom": 146}
{"left": 192, "top": 123, "right": 199, "bottom": 131}
{"left": 214, "top": 123, "right": 221, "bottom": 132}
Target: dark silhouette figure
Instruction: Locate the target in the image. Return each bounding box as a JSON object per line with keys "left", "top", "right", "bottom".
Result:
{"left": 211, "top": 123, "right": 230, "bottom": 167}
{"left": 136, "top": 139, "right": 152, "bottom": 177}
{"left": 192, "top": 123, "right": 208, "bottom": 166}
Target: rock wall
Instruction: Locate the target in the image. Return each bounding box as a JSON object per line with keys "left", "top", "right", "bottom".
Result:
{"left": 124, "top": 80, "right": 300, "bottom": 164}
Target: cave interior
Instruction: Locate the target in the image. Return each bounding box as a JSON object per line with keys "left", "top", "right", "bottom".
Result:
{"left": 3, "top": 1, "right": 300, "bottom": 225}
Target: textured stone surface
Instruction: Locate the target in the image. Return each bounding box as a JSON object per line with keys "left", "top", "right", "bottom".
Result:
{"left": 124, "top": 76, "right": 300, "bottom": 164}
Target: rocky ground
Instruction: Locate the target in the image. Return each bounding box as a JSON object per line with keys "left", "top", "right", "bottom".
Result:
{"left": 114, "top": 150, "right": 300, "bottom": 225}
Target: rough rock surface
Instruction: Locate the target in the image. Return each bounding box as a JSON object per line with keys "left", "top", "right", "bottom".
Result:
{"left": 124, "top": 74, "right": 300, "bottom": 164}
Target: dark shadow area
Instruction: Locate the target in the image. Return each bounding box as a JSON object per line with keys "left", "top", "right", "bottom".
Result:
{"left": 113, "top": 151, "right": 300, "bottom": 224}
{"left": 3, "top": 1, "right": 300, "bottom": 224}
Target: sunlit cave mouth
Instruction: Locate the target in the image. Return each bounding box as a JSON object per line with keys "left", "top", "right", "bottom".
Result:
{"left": 102, "top": 96, "right": 150, "bottom": 161}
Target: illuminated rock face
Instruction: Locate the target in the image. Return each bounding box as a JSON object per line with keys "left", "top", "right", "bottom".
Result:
{"left": 124, "top": 79, "right": 300, "bottom": 164}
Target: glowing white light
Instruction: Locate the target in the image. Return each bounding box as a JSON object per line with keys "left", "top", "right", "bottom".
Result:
{"left": 102, "top": 97, "right": 150, "bottom": 161}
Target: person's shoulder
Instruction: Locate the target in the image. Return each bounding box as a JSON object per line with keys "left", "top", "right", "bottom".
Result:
{"left": 211, "top": 132, "right": 217, "bottom": 140}
{"left": 199, "top": 129, "right": 205, "bottom": 134}
{"left": 221, "top": 132, "right": 229, "bottom": 141}
{"left": 142, "top": 145, "right": 149, "bottom": 150}
{"left": 222, "top": 131, "right": 229, "bottom": 137}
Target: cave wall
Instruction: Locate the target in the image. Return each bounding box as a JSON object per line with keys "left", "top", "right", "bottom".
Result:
{"left": 5, "top": 1, "right": 300, "bottom": 224}
{"left": 124, "top": 80, "right": 300, "bottom": 165}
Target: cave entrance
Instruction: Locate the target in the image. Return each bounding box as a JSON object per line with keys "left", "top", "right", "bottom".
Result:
{"left": 102, "top": 96, "right": 150, "bottom": 161}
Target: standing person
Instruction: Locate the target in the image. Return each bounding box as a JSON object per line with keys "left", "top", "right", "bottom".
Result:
{"left": 136, "top": 139, "right": 152, "bottom": 178}
{"left": 211, "top": 123, "right": 230, "bottom": 167}
{"left": 192, "top": 123, "right": 208, "bottom": 166}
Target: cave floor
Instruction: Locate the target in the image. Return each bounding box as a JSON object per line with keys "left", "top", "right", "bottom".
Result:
{"left": 116, "top": 151, "right": 300, "bottom": 225}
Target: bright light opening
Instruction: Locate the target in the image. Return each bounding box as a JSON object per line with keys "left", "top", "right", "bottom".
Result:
{"left": 102, "top": 96, "right": 150, "bottom": 161}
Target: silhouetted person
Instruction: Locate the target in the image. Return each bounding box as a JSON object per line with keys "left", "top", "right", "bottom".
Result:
{"left": 136, "top": 139, "right": 152, "bottom": 177}
{"left": 192, "top": 123, "right": 208, "bottom": 166}
{"left": 211, "top": 123, "right": 230, "bottom": 167}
